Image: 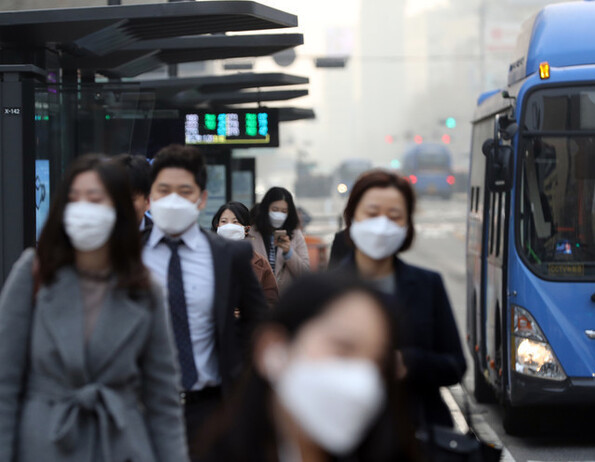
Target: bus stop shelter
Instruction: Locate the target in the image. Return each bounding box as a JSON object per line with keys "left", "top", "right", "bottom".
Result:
{"left": 0, "top": 1, "right": 301, "bottom": 281}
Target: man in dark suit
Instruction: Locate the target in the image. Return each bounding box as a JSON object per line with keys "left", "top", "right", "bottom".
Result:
{"left": 115, "top": 153, "right": 153, "bottom": 231}
{"left": 141, "top": 145, "right": 267, "bottom": 460}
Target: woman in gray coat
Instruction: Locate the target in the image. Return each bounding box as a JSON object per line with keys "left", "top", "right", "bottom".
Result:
{"left": 0, "top": 155, "right": 189, "bottom": 462}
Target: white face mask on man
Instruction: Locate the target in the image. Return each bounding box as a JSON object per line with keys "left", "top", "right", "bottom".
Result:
{"left": 217, "top": 223, "right": 246, "bottom": 241}
{"left": 349, "top": 215, "right": 408, "bottom": 260}
{"left": 265, "top": 349, "right": 385, "bottom": 456}
{"left": 150, "top": 193, "right": 201, "bottom": 236}
{"left": 63, "top": 201, "right": 117, "bottom": 252}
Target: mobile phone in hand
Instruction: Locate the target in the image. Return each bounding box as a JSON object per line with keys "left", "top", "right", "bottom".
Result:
{"left": 274, "top": 229, "right": 287, "bottom": 243}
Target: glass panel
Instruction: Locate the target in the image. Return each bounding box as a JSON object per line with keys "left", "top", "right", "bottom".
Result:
{"left": 525, "top": 87, "right": 595, "bottom": 132}
{"left": 519, "top": 136, "right": 595, "bottom": 279}
{"left": 199, "top": 165, "right": 227, "bottom": 229}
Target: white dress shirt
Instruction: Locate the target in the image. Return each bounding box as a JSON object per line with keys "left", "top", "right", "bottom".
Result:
{"left": 143, "top": 223, "right": 220, "bottom": 390}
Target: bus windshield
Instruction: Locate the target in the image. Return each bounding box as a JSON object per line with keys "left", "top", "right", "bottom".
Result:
{"left": 519, "top": 136, "right": 595, "bottom": 279}
{"left": 519, "top": 87, "right": 595, "bottom": 279}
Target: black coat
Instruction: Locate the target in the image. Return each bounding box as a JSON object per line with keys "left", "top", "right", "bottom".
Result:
{"left": 338, "top": 253, "right": 467, "bottom": 427}
{"left": 328, "top": 229, "right": 350, "bottom": 269}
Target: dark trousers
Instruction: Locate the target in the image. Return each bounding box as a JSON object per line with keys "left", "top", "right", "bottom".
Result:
{"left": 183, "top": 386, "right": 223, "bottom": 462}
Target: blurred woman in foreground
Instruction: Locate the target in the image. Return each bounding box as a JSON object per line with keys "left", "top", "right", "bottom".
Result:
{"left": 199, "top": 273, "right": 417, "bottom": 462}
{"left": 337, "top": 169, "right": 466, "bottom": 428}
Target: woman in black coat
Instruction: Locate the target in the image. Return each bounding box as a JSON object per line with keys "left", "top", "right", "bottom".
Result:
{"left": 335, "top": 169, "right": 466, "bottom": 427}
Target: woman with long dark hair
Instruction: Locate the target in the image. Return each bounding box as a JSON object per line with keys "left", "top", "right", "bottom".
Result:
{"left": 0, "top": 155, "right": 188, "bottom": 462}
{"left": 198, "top": 273, "right": 418, "bottom": 462}
{"left": 335, "top": 169, "right": 466, "bottom": 428}
{"left": 212, "top": 201, "right": 279, "bottom": 307}
{"left": 250, "top": 187, "right": 309, "bottom": 291}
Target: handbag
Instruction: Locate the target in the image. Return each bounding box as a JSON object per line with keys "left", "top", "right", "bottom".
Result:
{"left": 416, "top": 425, "right": 501, "bottom": 462}
{"left": 415, "top": 392, "right": 502, "bottom": 462}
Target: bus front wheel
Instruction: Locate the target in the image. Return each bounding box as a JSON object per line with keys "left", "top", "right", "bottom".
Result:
{"left": 503, "top": 402, "right": 533, "bottom": 436}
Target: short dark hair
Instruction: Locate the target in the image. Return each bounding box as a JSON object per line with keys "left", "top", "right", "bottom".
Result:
{"left": 211, "top": 201, "right": 250, "bottom": 231}
{"left": 150, "top": 144, "right": 207, "bottom": 191}
{"left": 253, "top": 187, "right": 299, "bottom": 238}
{"left": 343, "top": 169, "right": 416, "bottom": 253}
{"left": 37, "top": 154, "right": 150, "bottom": 294}
{"left": 114, "top": 153, "right": 151, "bottom": 197}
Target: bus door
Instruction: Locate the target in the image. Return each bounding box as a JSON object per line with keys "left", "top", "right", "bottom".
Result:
{"left": 468, "top": 110, "right": 512, "bottom": 399}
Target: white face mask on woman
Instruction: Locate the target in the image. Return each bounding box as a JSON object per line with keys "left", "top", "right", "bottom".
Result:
{"left": 217, "top": 223, "right": 245, "bottom": 241}
{"left": 349, "top": 215, "right": 408, "bottom": 260}
{"left": 150, "top": 193, "right": 200, "bottom": 236}
{"left": 268, "top": 353, "right": 385, "bottom": 456}
{"left": 269, "top": 211, "right": 288, "bottom": 229}
{"left": 63, "top": 201, "right": 117, "bottom": 252}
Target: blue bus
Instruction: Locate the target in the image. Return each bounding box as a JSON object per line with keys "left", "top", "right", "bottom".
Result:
{"left": 467, "top": 1, "right": 595, "bottom": 434}
{"left": 402, "top": 143, "right": 455, "bottom": 199}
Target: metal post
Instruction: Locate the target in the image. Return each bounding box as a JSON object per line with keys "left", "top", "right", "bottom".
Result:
{"left": 479, "top": 0, "right": 487, "bottom": 91}
{"left": 0, "top": 70, "right": 36, "bottom": 282}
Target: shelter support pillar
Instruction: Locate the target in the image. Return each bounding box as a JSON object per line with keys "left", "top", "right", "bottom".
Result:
{"left": 0, "top": 67, "right": 41, "bottom": 282}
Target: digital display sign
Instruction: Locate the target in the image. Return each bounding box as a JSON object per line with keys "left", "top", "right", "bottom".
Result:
{"left": 184, "top": 109, "right": 279, "bottom": 148}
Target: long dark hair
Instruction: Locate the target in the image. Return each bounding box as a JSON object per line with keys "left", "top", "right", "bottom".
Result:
{"left": 211, "top": 201, "right": 251, "bottom": 231}
{"left": 198, "top": 273, "right": 418, "bottom": 461}
{"left": 253, "top": 187, "right": 300, "bottom": 255}
{"left": 343, "top": 169, "right": 416, "bottom": 253}
{"left": 37, "top": 154, "right": 150, "bottom": 294}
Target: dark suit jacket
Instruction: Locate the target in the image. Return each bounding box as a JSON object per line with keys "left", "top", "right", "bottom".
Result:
{"left": 142, "top": 227, "right": 267, "bottom": 395}
{"left": 338, "top": 253, "right": 467, "bottom": 427}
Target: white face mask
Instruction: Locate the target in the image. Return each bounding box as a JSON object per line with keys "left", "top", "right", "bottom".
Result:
{"left": 150, "top": 193, "right": 200, "bottom": 236}
{"left": 349, "top": 216, "right": 408, "bottom": 260}
{"left": 273, "top": 356, "right": 385, "bottom": 456}
{"left": 63, "top": 201, "right": 116, "bottom": 252}
{"left": 217, "top": 223, "right": 245, "bottom": 241}
{"left": 269, "top": 210, "right": 288, "bottom": 229}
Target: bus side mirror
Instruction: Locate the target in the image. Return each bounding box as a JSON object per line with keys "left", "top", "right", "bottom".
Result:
{"left": 483, "top": 139, "right": 513, "bottom": 192}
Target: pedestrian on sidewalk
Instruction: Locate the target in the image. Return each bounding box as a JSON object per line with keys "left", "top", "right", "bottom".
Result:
{"left": 0, "top": 154, "right": 189, "bottom": 462}
{"left": 249, "top": 187, "right": 310, "bottom": 292}
{"left": 335, "top": 169, "right": 467, "bottom": 428}
{"left": 114, "top": 153, "right": 153, "bottom": 230}
{"left": 198, "top": 273, "right": 419, "bottom": 462}
{"left": 141, "top": 144, "right": 267, "bottom": 461}
{"left": 212, "top": 201, "right": 279, "bottom": 308}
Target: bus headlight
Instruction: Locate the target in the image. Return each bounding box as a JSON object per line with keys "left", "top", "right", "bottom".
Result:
{"left": 512, "top": 306, "right": 566, "bottom": 381}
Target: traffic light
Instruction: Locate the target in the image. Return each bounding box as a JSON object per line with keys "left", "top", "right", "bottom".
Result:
{"left": 414, "top": 135, "right": 423, "bottom": 144}
{"left": 442, "top": 134, "right": 451, "bottom": 144}
{"left": 391, "top": 159, "right": 401, "bottom": 169}
{"left": 445, "top": 117, "right": 456, "bottom": 129}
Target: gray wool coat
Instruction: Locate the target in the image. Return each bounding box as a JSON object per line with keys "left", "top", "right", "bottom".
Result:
{"left": 0, "top": 249, "right": 190, "bottom": 462}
